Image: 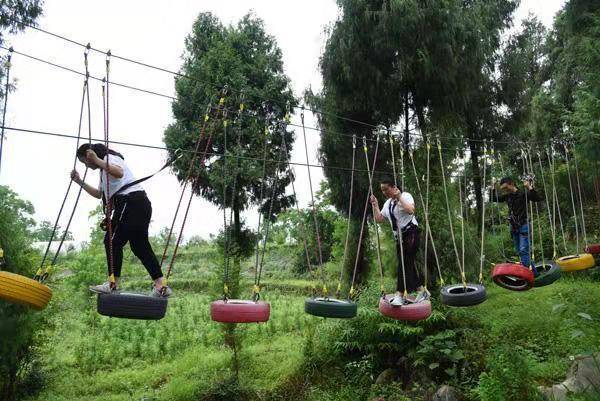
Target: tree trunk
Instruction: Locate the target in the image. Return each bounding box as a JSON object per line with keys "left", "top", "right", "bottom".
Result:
{"left": 595, "top": 174, "right": 600, "bottom": 213}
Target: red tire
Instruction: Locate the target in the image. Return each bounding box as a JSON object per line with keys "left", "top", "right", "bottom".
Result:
{"left": 210, "top": 299, "right": 270, "bottom": 323}
{"left": 584, "top": 244, "right": 600, "bottom": 255}
{"left": 378, "top": 294, "right": 431, "bottom": 321}
{"left": 492, "top": 263, "right": 534, "bottom": 291}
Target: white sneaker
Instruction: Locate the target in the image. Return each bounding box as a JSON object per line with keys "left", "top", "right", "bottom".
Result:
{"left": 414, "top": 290, "right": 430, "bottom": 303}
{"left": 390, "top": 291, "right": 405, "bottom": 306}
{"left": 89, "top": 282, "right": 117, "bottom": 294}
{"left": 151, "top": 286, "right": 173, "bottom": 298}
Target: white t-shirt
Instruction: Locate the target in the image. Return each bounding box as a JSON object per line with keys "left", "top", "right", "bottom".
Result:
{"left": 381, "top": 193, "right": 418, "bottom": 233}
{"left": 98, "top": 154, "right": 143, "bottom": 199}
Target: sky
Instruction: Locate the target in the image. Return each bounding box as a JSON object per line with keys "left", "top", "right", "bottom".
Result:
{"left": 0, "top": 0, "right": 565, "bottom": 243}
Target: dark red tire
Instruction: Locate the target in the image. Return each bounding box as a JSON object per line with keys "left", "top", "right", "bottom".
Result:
{"left": 584, "top": 244, "right": 600, "bottom": 255}
{"left": 378, "top": 294, "right": 432, "bottom": 321}
{"left": 210, "top": 299, "right": 270, "bottom": 323}
{"left": 492, "top": 263, "right": 534, "bottom": 291}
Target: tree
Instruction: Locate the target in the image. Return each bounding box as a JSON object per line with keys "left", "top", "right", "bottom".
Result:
{"left": 33, "top": 220, "right": 73, "bottom": 242}
{"left": 164, "top": 12, "right": 296, "bottom": 299}
{"left": 309, "top": 0, "right": 518, "bottom": 285}
{"left": 0, "top": 1, "right": 44, "bottom": 169}
{"left": 0, "top": 186, "right": 45, "bottom": 400}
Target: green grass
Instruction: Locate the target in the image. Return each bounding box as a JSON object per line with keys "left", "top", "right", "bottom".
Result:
{"left": 24, "top": 241, "right": 600, "bottom": 401}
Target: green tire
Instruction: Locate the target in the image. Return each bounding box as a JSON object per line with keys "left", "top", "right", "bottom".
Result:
{"left": 533, "top": 261, "right": 561, "bottom": 287}
{"left": 304, "top": 297, "right": 357, "bottom": 319}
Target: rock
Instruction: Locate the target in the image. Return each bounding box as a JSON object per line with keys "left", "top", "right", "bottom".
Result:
{"left": 375, "top": 368, "right": 399, "bottom": 385}
{"left": 433, "top": 385, "right": 459, "bottom": 401}
{"left": 538, "top": 353, "right": 600, "bottom": 401}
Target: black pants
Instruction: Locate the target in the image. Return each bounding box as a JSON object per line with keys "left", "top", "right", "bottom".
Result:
{"left": 104, "top": 191, "right": 163, "bottom": 280}
{"left": 395, "top": 224, "right": 420, "bottom": 293}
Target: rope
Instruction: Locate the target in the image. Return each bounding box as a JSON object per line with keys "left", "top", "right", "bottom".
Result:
{"left": 254, "top": 120, "right": 287, "bottom": 301}
{"left": 527, "top": 149, "right": 544, "bottom": 264}
{"left": 437, "top": 138, "right": 464, "bottom": 285}
{"left": 357, "top": 134, "right": 385, "bottom": 296}
{"left": 163, "top": 94, "right": 227, "bottom": 288}
{"left": 537, "top": 151, "right": 557, "bottom": 258}
{"left": 548, "top": 146, "right": 568, "bottom": 253}
{"left": 0, "top": 36, "right": 544, "bottom": 146}
{"left": 495, "top": 151, "right": 509, "bottom": 260}
{"left": 158, "top": 101, "right": 214, "bottom": 269}
{"left": 300, "top": 108, "right": 327, "bottom": 295}
{"left": 520, "top": 148, "right": 533, "bottom": 268}
{"left": 478, "top": 142, "right": 488, "bottom": 283}
{"left": 388, "top": 132, "right": 407, "bottom": 288}
{"left": 221, "top": 113, "right": 230, "bottom": 298}
{"left": 571, "top": 145, "right": 588, "bottom": 249}
{"left": 564, "top": 143, "right": 580, "bottom": 254}
{"left": 407, "top": 140, "right": 438, "bottom": 291}
{"left": 251, "top": 123, "right": 271, "bottom": 299}
{"left": 43, "top": 49, "right": 95, "bottom": 281}
{"left": 336, "top": 134, "right": 356, "bottom": 299}
{"left": 458, "top": 151, "right": 466, "bottom": 277}
{"left": 222, "top": 99, "right": 246, "bottom": 299}
{"left": 101, "top": 51, "right": 117, "bottom": 288}
{"left": 0, "top": 48, "right": 12, "bottom": 176}
{"left": 280, "top": 114, "right": 317, "bottom": 296}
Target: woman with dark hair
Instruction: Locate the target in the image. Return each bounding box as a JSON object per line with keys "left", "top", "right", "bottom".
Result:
{"left": 70, "top": 143, "right": 172, "bottom": 297}
{"left": 370, "top": 177, "right": 426, "bottom": 306}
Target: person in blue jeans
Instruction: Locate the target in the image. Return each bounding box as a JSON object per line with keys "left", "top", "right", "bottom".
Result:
{"left": 490, "top": 177, "right": 543, "bottom": 274}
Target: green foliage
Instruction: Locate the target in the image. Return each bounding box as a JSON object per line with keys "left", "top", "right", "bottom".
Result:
{"left": 475, "top": 345, "right": 544, "bottom": 401}
{"left": 0, "top": 186, "right": 46, "bottom": 401}
{"left": 32, "top": 220, "right": 73, "bottom": 242}
{"left": 411, "top": 329, "right": 464, "bottom": 382}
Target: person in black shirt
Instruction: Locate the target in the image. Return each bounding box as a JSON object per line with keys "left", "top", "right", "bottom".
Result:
{"left": 489, "top": 177, "right": 543, "bottom": 273}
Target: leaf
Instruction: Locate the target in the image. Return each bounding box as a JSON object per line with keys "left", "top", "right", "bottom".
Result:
{"left": 552, "top": 303, "right": 565, "bottom": 312}
{"left": 429, "top": 363, "right": 440, "bottom": 370}
{"left": 445, "top": 367, "right": 456, "bottom": 376}
{"left": 577, "top": 313, "right": 593, "bottom": 321}
{"left": 570, "top": 330, "right": 585, "bottom": 339}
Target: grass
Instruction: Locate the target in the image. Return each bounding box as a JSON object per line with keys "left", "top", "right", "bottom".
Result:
{"left": 23, "top": 241, "right": 600, "bottom": 401}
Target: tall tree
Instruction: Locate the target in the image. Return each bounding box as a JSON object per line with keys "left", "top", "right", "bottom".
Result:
{"left": 164, "top": 12, "right": 296, "bottom": 298}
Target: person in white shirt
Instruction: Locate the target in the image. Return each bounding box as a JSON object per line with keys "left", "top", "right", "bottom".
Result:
{"left": 70, "top": 143, "right": 172, "bottom": 297}
{"left": 370, "top": 177, "right": 426, "bottom": 305}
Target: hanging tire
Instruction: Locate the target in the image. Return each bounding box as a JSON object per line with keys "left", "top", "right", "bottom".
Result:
{"left": 440, "top": 283, "right": 486, "bottom": 307}
{"left": 97, "top": 292, "right": 168, "bottom": 320}
{"left": 378, "top": 294, "right": 432, "bottom": 321}
{"left": 584, "top": 244, "right": 600, "bottom": 255}
{"left": 0, "top": 271, "right": 52, "bottom": 310}
{"left": 556, "top": 253, "right": 595, "bottom": 272}
{"left": 210, "top": 299, "right": 270, "bottom": 323}
{"left": 304, "top": 297, "right": 357, "bottom": 318}
{"left": 533, "top": 261, "right": 561, "bottom": 287}
{"left": 492, "top": 263, "right": 534, "bottom": 291}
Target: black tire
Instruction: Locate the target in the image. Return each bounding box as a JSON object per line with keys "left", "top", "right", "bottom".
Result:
{"left": 533, "top": 260, "right": 561, "bottom": 287}
{"left": 440, "top": 284, "right": 487, "bottom": 307}
{"left": 97, "top": 292, "right": 168, "bottom": 320}
{"left": 304, "top": 297, "right": 357, "bottom": 318}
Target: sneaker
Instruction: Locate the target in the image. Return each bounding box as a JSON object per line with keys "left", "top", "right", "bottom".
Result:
{"left": 414, "top": 290, "right": 430, "bottom": 303}
{"left": 151, "top": 286, "right": 173, "bottom": 298}
{"left": 390, "top": 291, "right": 405, "bottom": 307}
{"left": 89, "top": 282, "right": 117, "bottom": 294}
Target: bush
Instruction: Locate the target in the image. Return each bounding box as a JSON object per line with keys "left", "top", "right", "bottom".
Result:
{"left": 475, "top": 345, "right": 544, "bottom": 401}
{"left": 0, "top": 186, "right": 46, "bottom": 400}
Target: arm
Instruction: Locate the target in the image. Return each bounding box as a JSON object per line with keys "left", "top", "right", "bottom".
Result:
{"left": 70, "top": 170, "right": 102, "bottom": 199}
{"left": 86, "top": 150, "right": 124, "bottom": 179}
{"left": 397, "top": 191, "right": 415, "bottom": 214}
{"left": 370, "top": 195, "right": 386, "bottom": 223}
{"left": 524, "top": 181, "right": 543, "bottom": 202}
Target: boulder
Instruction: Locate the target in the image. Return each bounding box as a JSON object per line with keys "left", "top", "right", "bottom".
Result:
{"left": 375, "top": 368, "right": 399, "bottom": 385}
{"left": 433, "top": 385, "right": 459, "bottom": 401}
{"left": 539, "top": 353, "right": 600, "bottom": 401}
